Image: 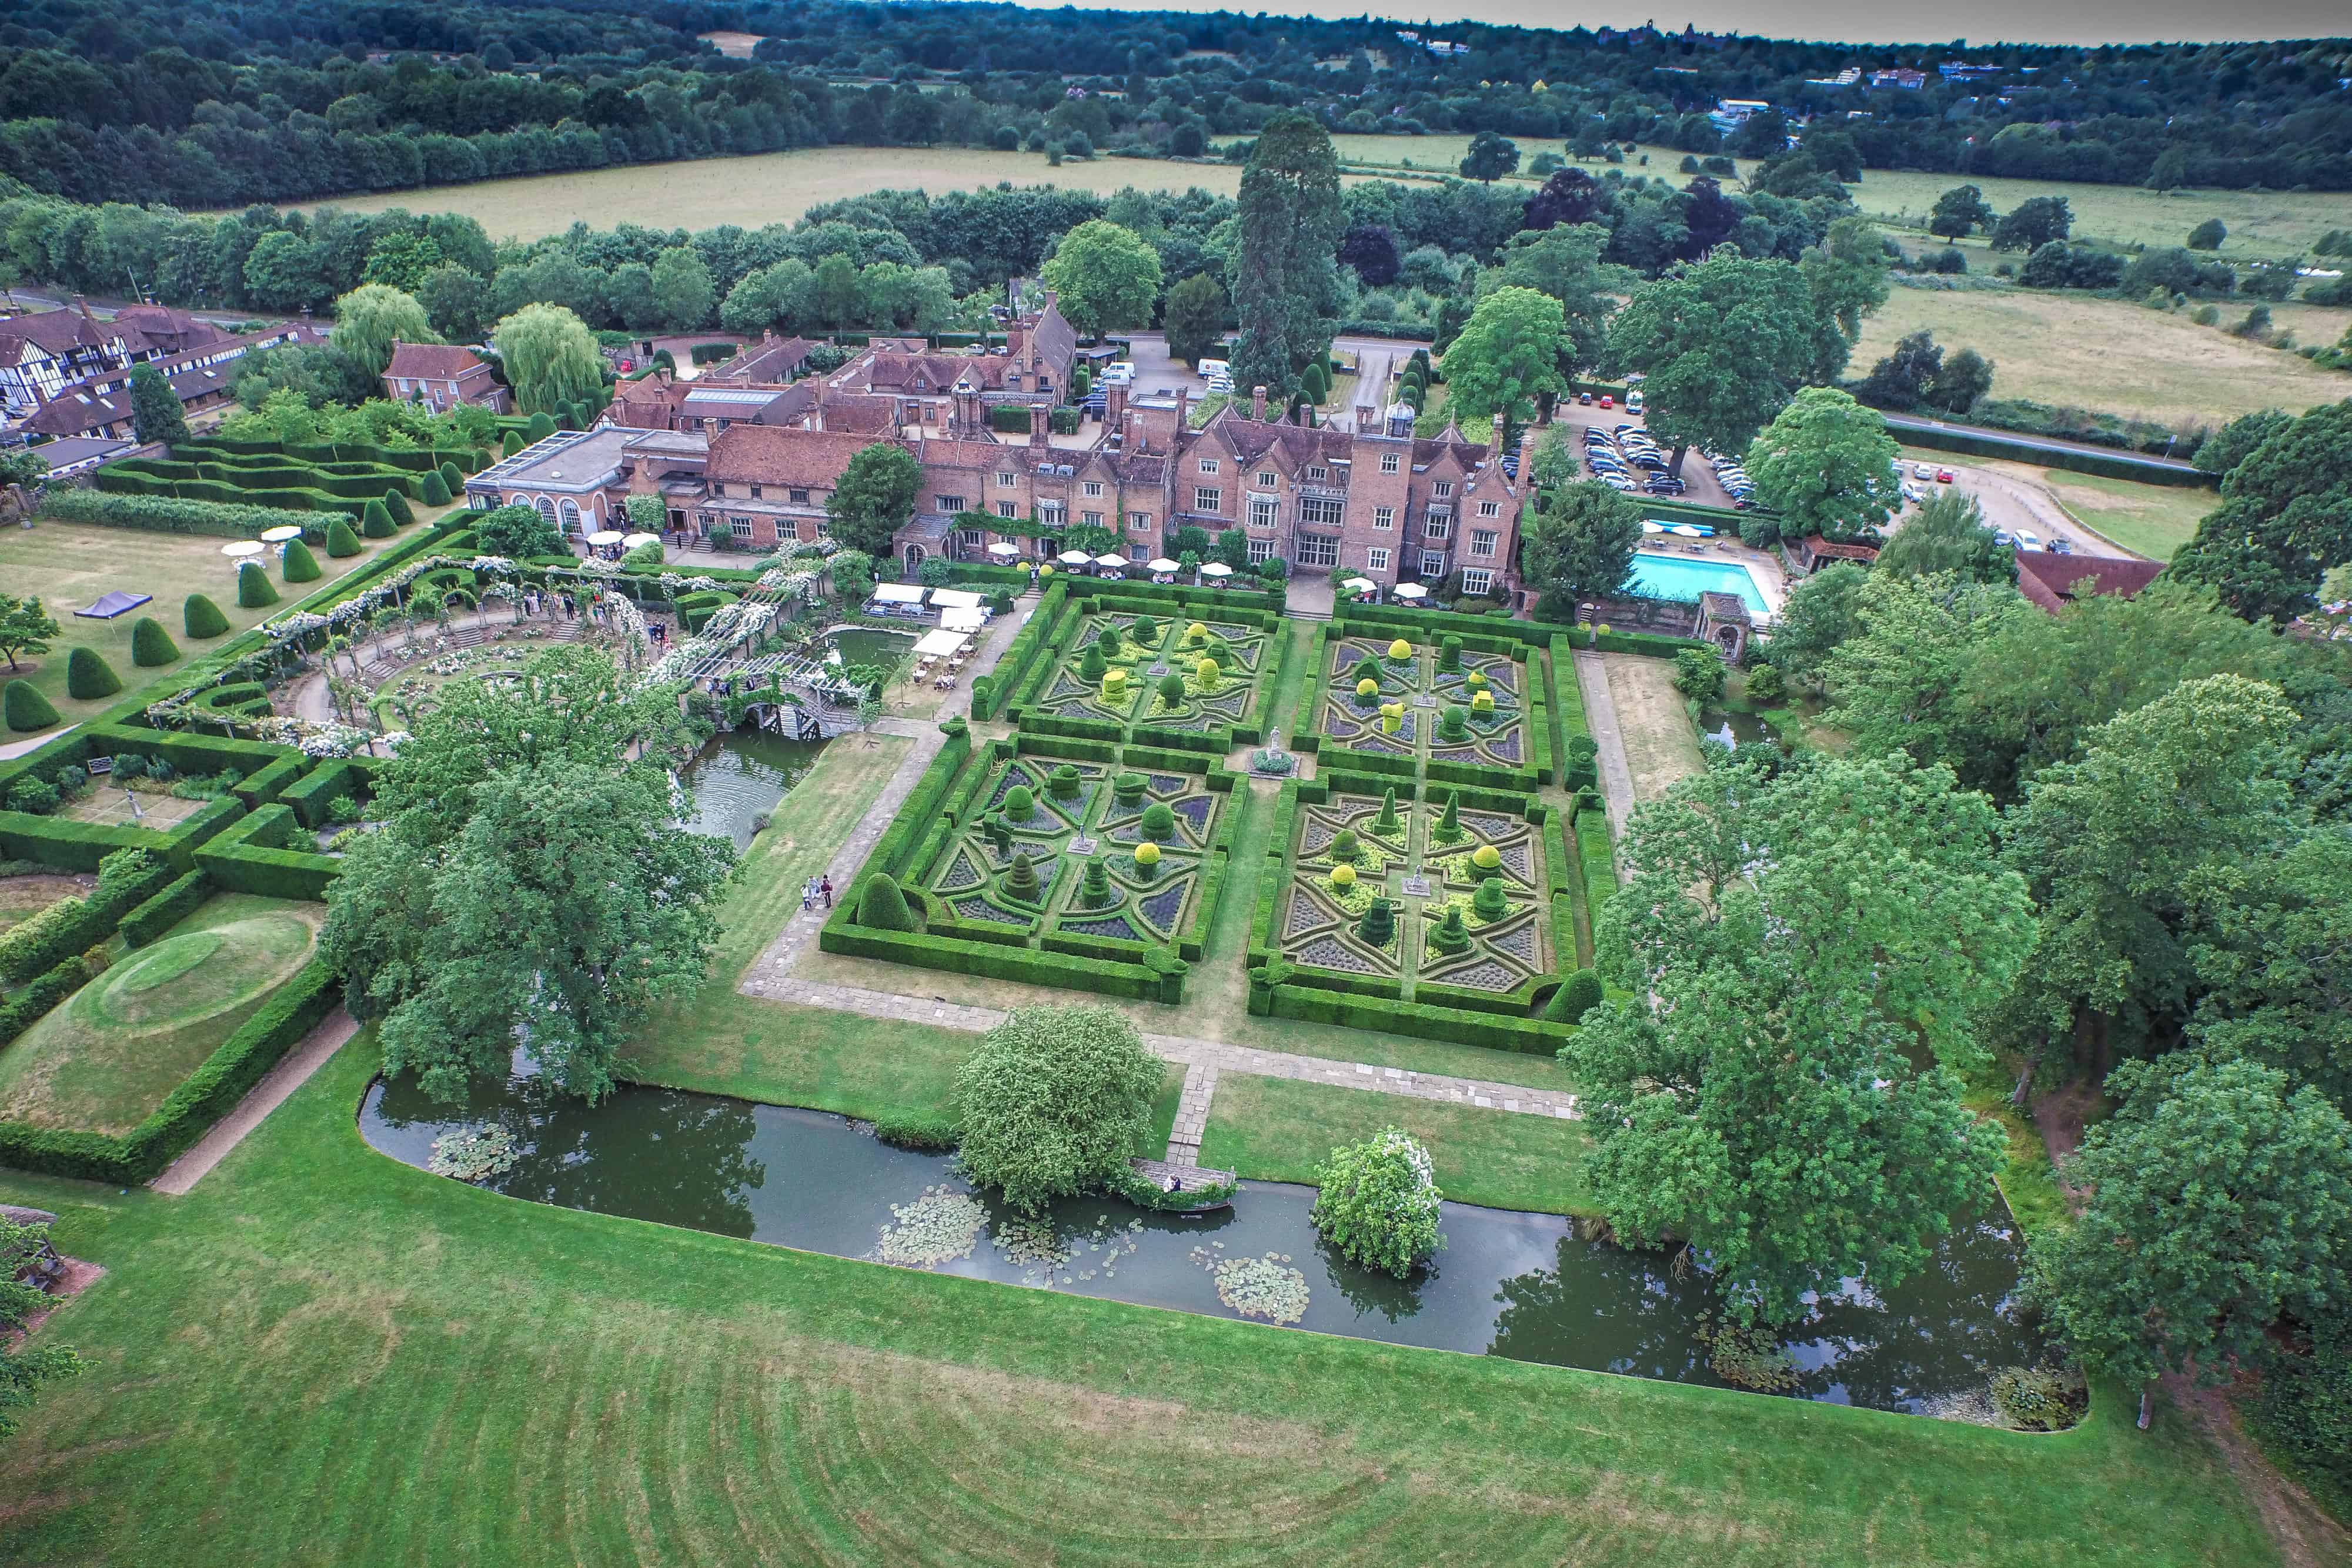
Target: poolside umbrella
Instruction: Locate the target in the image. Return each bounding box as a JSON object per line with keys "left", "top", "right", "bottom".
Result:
{"left": 1147, "top": 558, "right": 1179, "bottom": 573}
{"left": 1391, "top": 583, "right": 1428, "bottom": 600}
{"left": 258, "top": 525, "right": 303, "bottom": 543}
{"left": 1058, "top": 549, "right": 1093, "bottom": 566}
{"left": 1639, "top": 520, "right": 1668, "bottom": 533}
{"left": 587, "top": 529, "right": 625, "bottom": 546}
{"left": 622, "top": 532, "right": 661, "bottom": 549}
{"left": 986, "top": 541, "right": 1022, "bottom": 557}
{"left": 1671, "top": 524, "right": 1708, "bottom": 538}
{"left": 1200, "top": 563, "right": 1232, "bottom": 577}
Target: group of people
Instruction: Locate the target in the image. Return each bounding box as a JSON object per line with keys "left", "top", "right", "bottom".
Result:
{"left": 801, "top": 875, "right": 834, "bottom": 912}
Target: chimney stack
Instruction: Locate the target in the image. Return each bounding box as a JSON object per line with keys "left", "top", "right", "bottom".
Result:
{"left": 1106, "top": 382, "right": 1127, "bottom": 434}
{"left": 1176, "top": 387, "right": 1191, "bottom": 429}
{"left": 1028, "top": 402, "right": 1050, "bottom": 447}
{"left": 1251, "top": 385, "right": 1267, "bottom": 422}
{"left": 1355, "top": 403, "right": 1375, "bottom": 433}
{"left": 1124, "top": 408, "right": 1140, "bottom": 450}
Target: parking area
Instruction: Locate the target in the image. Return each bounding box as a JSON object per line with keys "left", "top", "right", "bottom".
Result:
{"left": 1887, "top": 451, "right": 2124, "bottom": 558}
{"left": 1556, "top": 411, "right": 1748, "bottom": 511}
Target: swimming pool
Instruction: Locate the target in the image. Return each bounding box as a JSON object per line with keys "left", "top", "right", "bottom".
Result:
{"left": 1627, "top": 551, "right": 1772, "bottom": 617}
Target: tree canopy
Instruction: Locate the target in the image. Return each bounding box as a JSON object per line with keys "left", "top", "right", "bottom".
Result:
{"left": 1230, "top": 112, "right": 1342, "bottom": 397}
{"left": 1740, "top": 386, "right": 1898, "bottom": 549}
{"left": 330, "top": 282, "right": 437, "bottom": 380}
{"left": 953, "top": 1004, "right": 1165, "bottom": 1213}
{"left": 1608, "top": 250, "right": 1820, "bottom": 468}
{"left": 1436, "top": 286, "right": 1568, "bottom": 430}
{"left": 824, "top": 442, "right": 921, "bottom": 559}
{"left": 1873, "top": 493, "right": 2014, "bottom": 584}
{"left": 1519, "top": 473, "right": 1643, "bottom": 614}
{"left": 2170, "top": 399, "right": 2352, "bottom": 624}
{"left": 1040, "top": 219, "right": 1164, "bottom": 338}
{"left": 491, "top": 302, "right": 604, "bottom": 417}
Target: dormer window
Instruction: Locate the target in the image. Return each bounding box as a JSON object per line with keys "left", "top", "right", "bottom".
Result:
{"left": 1432, "top": 480, "right": 1454, "bottom": 497}
{"left": 1257, "top": 470, "right": 1276, "bottom": 488}
{"left": 1307, "top": 466, "right": 1328, "bottom": 481}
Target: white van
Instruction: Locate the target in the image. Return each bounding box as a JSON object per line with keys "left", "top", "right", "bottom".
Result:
{"left": 1100, "top": 362, "right": 1134, "bottom": 386}
{"left": 1626, "top": 389, "right": 1645, "bottom": 414}
{"left": 1196, "top": 358, "right": 1230, "bottom": 382}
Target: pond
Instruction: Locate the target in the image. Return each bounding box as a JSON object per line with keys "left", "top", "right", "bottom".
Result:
{"left": 1697, "top": 706, "right": 1776, "bottom": 750}
{"left": 676, "top": 731, "right": 825, "bottom": 850}
{"left": 828, "top": 628, "right": 918, "bottom": 673}
{"left": 362, "top": 1068, "right": 2051, "bottom": 1415}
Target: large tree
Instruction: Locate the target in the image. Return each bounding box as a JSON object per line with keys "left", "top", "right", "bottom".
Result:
{"left": 1823, "top": 570, "right": 2036, "bottom": 771}
{"left": 1874, "top": 492, "right": 2015, "bottom": 584}
{"left": 1039, "top": 219, "right": 1164, "bottom": 339}
{"left": 491, "top": 302, "right": 604, "bottom": 417}
{"left": 1758, "top": 560, "right": 1867, "bottom": 693}
{"left": 2030, "top": 1054, "right": 2352, "bottom": 1389}
{"left": 649, "top": 245, "right": 714, "bottom": 333}
{"left": 1740, "top": 387, "right": 1899, "bottom": 549}
{"left": 824, "top": 442, "right": 921, "bottom": 559}
{"left": 330, "top": 282, "right": 437, "bottom": 380}
{"left": 126, "top": 362, "right": 191, "bottom": 446}
{"left": 2170, "top": 399, "right": 2352, "bottom": 624}
{"left": 1929, "top": 185, "right": 1996, "bottom": 242}
{"left": 1458, "top": 129, "right": 1519, "bottom": 183}
{"left": 1992, "top": 195, "right": 2073, "bottom": 253}
{"left": 471, "top": 502, "right": 567, "bottom": 561}
{"left": 1799, "top": 217, "right": 1890, "bottom": 384}
{"left": 1230, "top": 112, "right": 1343, "bottom": 398}
{"left": 2190, "top": 830, "right": 2352, "bottom": 1115}
{"left": 954, "top": 1004, "right": 1164, "bottom": 1213}
{"left": 1608, "top": 250, "right": 1820, "bottom": 475}
{"left": 1519, "top": 476, "right": 1642, "bottom": 613}
{"left": 0, "top": 593, "right": 59, "bottom": 672}
{"left": 1162, "top": 272, "right": 1226, "bottom": 369}
{"left": 1489, "top": 222, "right": 1618, "bottom": 385}
{"left": 1436, "top": 286, "right": 1568, "bottom": 430}
{"left": 322, "top": 646, "right": 724, "bottom": 1103}
{"left": 1571, "top": 748, "right": 2029, "bottom": 1325}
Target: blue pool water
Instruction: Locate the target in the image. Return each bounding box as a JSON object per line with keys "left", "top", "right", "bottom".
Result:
{"left": 1628, "top": 551, "right": 1771, "bottom": 616}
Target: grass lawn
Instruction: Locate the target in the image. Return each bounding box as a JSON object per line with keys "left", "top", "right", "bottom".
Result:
{"left": 1601, "top": 653, "right": 1702, "bottom": 803}
{"left": 1198, "top": 1070, "right": 1593, "bottom": 1216}
{"left": 272, "top": 148, "right": 1392, "bottom": 243}
{"left": 0, "top": 515, "right": 431, "bottom": 737}
{"left": 0, "top": 892, "right": 321, "bottom": 1136}
{"left": 1851, "top": 284, "right": 2352, "bottom": 428}
{"left": 1855, "top": 172, "right": 2352, "bottom": 257}
{"left": 0, "top": 1032, "right": 2287, "bottom": 1565}
{"left": 1996, "top": 462, "right": 2216, "bottom": 560}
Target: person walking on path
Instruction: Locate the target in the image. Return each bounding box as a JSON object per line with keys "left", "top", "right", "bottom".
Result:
{"left": 819, "top": 875, "right": 834, "bottom": 908}
{"left": 800, "top": 878, "right": 816, "bottom": 913}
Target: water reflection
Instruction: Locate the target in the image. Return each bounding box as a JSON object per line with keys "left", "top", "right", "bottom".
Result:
{"left": 676, "top": 732, "right": 824, "bottom": 849}
{"left": 359, "top": 1071, "right": 2049, "bottom": 1416}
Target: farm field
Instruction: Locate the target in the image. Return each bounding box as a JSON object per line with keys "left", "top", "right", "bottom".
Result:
{"left": 1852, "top": 168, "right": 2352, "bottom": 256}
{"left": 0, "top": 516, "right": 427, "bottom": 734}
{"left": 1852, "top": 283, "right": 2352, "bottom": 427}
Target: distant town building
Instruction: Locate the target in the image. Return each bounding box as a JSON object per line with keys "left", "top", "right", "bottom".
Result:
{"left": 1870, "top": 68, "right": 1929, "bottom": 89}
{"left": 1709, "top": 98, "right": 1773, "bottom": 133}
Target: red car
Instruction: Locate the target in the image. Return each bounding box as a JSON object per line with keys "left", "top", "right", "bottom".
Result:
{"left": 1598, "top": 394, "right": 1614, "bottom": 409}
{"left": 1935, "top": 467, "right": 1955, "bottom": 483}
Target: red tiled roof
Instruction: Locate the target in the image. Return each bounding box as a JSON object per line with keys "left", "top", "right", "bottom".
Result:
{"left": 2014, "top": 550, "right": 2163, "bottom": 613}
{"left": 385, "top": 341, "right": 489, "bottom": 380}
{"left": 707, "top": 336, "right": 814, "bottom": 383}
{"left": 0, "top": 306, "right": 115, "bottom": 356}
{"left": 819, "top": 394, "right": 898, "bottom": 434}
{"left": 706, "top": 423, "right": 888, "bottom": 489}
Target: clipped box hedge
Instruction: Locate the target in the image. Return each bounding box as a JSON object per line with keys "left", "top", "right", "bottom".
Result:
{"left": 0, "top": 959, "right": 339, "bottom": 1184}
{"left": 121, "top": 870, "right": 216, "bottom": 948}
{"left": 278, "top": 758, "right": 366, "bottom": 829}
{"left": 195, "top": 804, "right": 340, "bottom": 901}
{"left": 0, "top": 958, "right": 87, "bottom": 1051}
{"left": 820, "top": 899, "right": 1188, "bottom": 1004}
{"left": 972, "top": 582, "right": 1067, "bottom": 721}
{"left": 1251, "top": 964, "right": 1572, "bottom": 1055}
{"left": 41, "top": 486, "right": 357, "bottom": 540}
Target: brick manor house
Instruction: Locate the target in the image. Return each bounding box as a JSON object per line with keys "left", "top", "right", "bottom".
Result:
{"left": 468, "top": 293, "right": 1527, "bottom": 600}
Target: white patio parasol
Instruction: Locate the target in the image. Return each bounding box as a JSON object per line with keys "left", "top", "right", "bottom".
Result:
{"left": 1147, "top": 557, "right": 1179, "bottom": 573}
{"left": 220, "top": 540, "right": 265, "bottom": 559}
{"left": 586, "top": 529, "right": 625, "bottom": 546}
{"left": 1341, "top": 577, "right": 1375, "bottom": 594}
{"left": 913, "top": 628, "right": 965, "bottom": 658}
{"left": 1671, "top": 524, "right": 1709, "bottom": 538}
{"left": 986, "top": 541, "right": 1023, "bottom": 557}
{"left": 1391, "top": 583, "right": 1429, "bottom": 600}
{"left": 940, "top": 607, "right": 987, "bottom": 633}
{"left": 622, "top": 531, "right": 661, "bottom": 549}
{"left": 1200, "top": 562, "right": 1232, "bottom": 577}
{"left": 258, "top": 525, "right": 303, "bottom": 544}
{"left": 1058, "top": 550, "right": 1094, "bottom": 566}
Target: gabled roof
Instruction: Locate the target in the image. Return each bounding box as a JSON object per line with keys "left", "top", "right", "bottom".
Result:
{"left": 0, "top": 306, "right": 116, "bottom": 357}
{"left": 385, "top": 341, "right": 490, "bottom": 380}
{"left": 818, "top": 394, "right": 900, "bottom": 434}
{"left": 707, "top": 423, "right": 884, "bottom": 489}
{"left": 706, "top": 335, "right": 815, "bottom": 384}
{"left": 2014, "top": 550, "right": 2164, "bottom": 613}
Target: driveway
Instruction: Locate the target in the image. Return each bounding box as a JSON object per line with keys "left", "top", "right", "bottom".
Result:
{"left": 1887, "top": 456, "right": 2123, "bottom": 558}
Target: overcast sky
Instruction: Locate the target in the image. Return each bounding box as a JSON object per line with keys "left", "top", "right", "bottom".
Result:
{"left": 997, "top": 0, "right": 2348, "bottom": 48}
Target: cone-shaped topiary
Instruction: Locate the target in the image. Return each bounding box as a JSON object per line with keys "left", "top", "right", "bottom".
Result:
{"left": 1470, "top": 842, "right": 1502, "bottom": 877}
{"left": 184, "top": 593, "right": 230, "bottom": 638}
{"left": 1049, "top": 763, "right": 1081, "bottom": 800}
{"left": 500, "top": 429, "right": 526, "bottom": 457}
{"left": 1006, "top": 851, "right": 1040, "bottom": 898}
{"left": 1329, "top": 827, "right": 1360, "bottom": 861}
{"left": 1140, "top": 801, "right": 1176, "bottom": 841}
{"left": 1157, "top": 671, "right": 1186, "bottom": 710}
{"left": 1328, "top": 861, "right": 1355, "bottom": 890}
{"left": 383, "top": 488, "right": 415, "bottom": 527}
{"left": 1429, "top": 904, "right": 1470, "bottom": 953}
{"left": 66, "top": 646, "right": 121, "bottom": 700}
{"left": 1083, "top": 857, "right": 1112, "bottom": 907}
{"left": 236, "top": 560, "right": 279, "bottom": 608}
{"left": 3, "top": 680, "right": 58, "bottom": 733}
{"left": 1080, "top": 643, "right": 1108, "bottom": 683}
{"left": 1546, "top": 968, "right": 1605, "bottom": 1024}
{"left": 1439, "top": 705, "right": 1469, "bottom": 741}
{"left": 858, "top": 872, "right": 918, "bottom": 931}
{"left": 1435, "top": 791, "right": 1462, "bottom": 842}
{"left": 524, "top": 411, "right": 558, "bottom": 442}
{"left": 1374, "top": 788, "right": 1400, "bottom": 835}
{"left": 1387, "top": 637, "right": 1412, "bottom": 661}
{"left": 1438, "top": 635, "right": 1462, "bottom": 673}
{"left": 325, "top": 517, "right": 363, "bottom": 557}
{"left": 439, "top": 460, "right": 464, "bottom": 494}
{"left": 419, "top": 469, "right": 452, "bottom": 506}
{"left": 1357, "top": 897, "right": 1394, "bottom": 947}
{"left": 280, "top": 537, "right": 322, "bottom": 583}
{"left": 1355, "top": 677, "right": 1379, "bottom": 703}
{"left": 360, "top": 498, "right": 396, "bottom": 539}
{"left": 1473, "top": 874, "right": 1508, "bottom": 919}
{"left": 129, "top": 616, "right": 179, "bottom": 667}
{"left": 1003, "top": 784, "right": 1035, "bottom": 821}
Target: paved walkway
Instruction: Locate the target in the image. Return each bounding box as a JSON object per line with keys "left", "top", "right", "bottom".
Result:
{"left": 1571, "top": 649, "right": 1637, "bottom": 840}
{"left": 1167, "top": 1062, "right": 1217, "bottom": 1165}
{"left": 151, "top": 1008, "right": 359, "bottom": 1195}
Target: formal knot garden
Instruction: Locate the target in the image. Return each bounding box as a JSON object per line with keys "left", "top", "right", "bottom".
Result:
{"left": 1298, "top": 614, "right": 1552, "bottom": 794}
{"left": 1023, "top": 611, "right": 1271, "bottom": 739}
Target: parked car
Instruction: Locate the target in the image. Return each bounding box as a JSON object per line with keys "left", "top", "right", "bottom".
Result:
{"left": 1913, "top": 462, "right": 1938, "bottom": 480}
{"left": 1645, "top": 477, "right": 1686, "bottom": 495}
{"left": 1100, "top": 362, "right": 1134, "bottom": 386}
{"left": 1578, "top": 390, "right": 1594, "bottom": 405}
{"left": 1196, "top": 359, "right": 1230, "bottom": 380}
{"left": 1601, "top": 474, "right": 1638, "bottom": 492}
{"left": 2015, "top": 530, "right": 2042, "bottom": 551}
{"left": 1991, "top": 530, "right": 2016, "bottom": 546}
{"left": 1598, "top": 394, "right": 1614, "bottom": 408}
{"left": 1936, "top": 468, "right": 1955, "bottom": 483}
{"left": 1899, "top": 482, "right": 1924, "bottom": 504}
{"left": 2049, "top": 537, "right": 2074, "bottom": 554}
{"left": 1627, "top": 390, "right": 1645, "bottom": 414}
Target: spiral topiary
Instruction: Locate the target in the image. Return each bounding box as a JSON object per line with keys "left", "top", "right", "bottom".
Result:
{"left": 1355, "top": 896, "right": 1394, "bottom": 946}
{"left": 1006, "top": 851, "right": 1040, "bottom": 898}
{"left": 129, "top": 616, "right": 179, "bottom": 667}
{"left": 183, "top": 593, "right": 230, "bottom": 638}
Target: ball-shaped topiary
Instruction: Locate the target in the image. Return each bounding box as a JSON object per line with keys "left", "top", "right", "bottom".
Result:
{"left": 65, "top": 646, "right": 122, "bottom": 700}
{"left": 1133, "top": 840, "right": 1160, "bottom": 877}
{"left": 1130, "top": 616, "right": 1158, "bottom": 643}
{"left": 1546, "top": 968, "right": 1605, "bottom": 1024}
{"left": 1387, "top": 637, "right": 1412, "bottom": 661}
{"left": 1328, "top": 861, "right": 1355, "bottom": 890}
{"left": 1438, "top": 705, "right": 1469, "bottom": 741}
{"left": 1470, "top": 842, "right": 1502, "bottom": 877}
{"left": 280, "top": 537, "right": 322, "bottom": 583}
{"left": 858, "top": 872, "right": 918, "bottom": 931}
{"left": 1096, "top": 624, "right": 1123, "bottom": 657}
{"left": 183, "top": 593, "right": 230, "bottom": 638}
{"left": 1140, "top": 801, "right": 1176, "bottom": 841}
{"left": 1194, "top": 655, "right": 1220, "bottom": 688}
{"left": 360, "top": 498, "right": 396, "bottom": 539}
{"left": 1187, "top": 621, "right": 1208, "bottom": 646}
{"left": 383, "top": 489, "right": 415, "bottom": 527}
{"left": 1329, "top": 827, "right": 1360, "bottom": 861}
{"left": 2, "top": 680, "right": 59, "bottom": 734}
{"left": 1355, "top": 676, "right": 1379, "bottom": 702}
{"left": 418, "top": 469, "right": 452, "bottom": 507}
{"left": 129, "top": 616, "right": 179, "bottom": 667}
{"left": 1003, "top": 784, "right": 1035, "bottom": 821}
{"left": 325, "top": 517, "right": 363, "bottom": 557}
{"left": 1112, "top": 771, "right": 1147, "bottom": 804}
{"left": 1472, "top": 875, "right": 1508, "bottom": 919}
{"left": 236, "top": 560, "right": 279, "bottom": 609}
{"left": 1157, "top": 671, "right": 1186, "bottom": 710}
